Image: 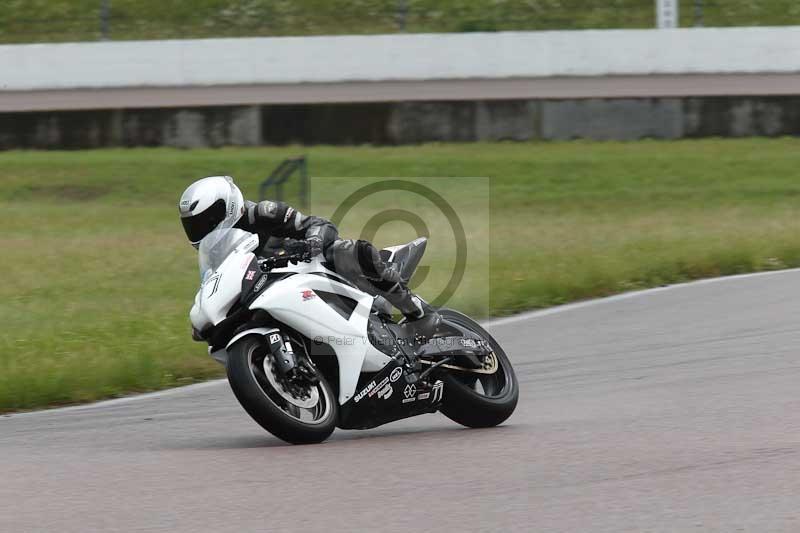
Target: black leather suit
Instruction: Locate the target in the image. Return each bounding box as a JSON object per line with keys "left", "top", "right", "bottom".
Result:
{"left": 235, "top": 200, "right": 428, "bottom": 319}
{"left": 236, "top": 200, "right": 338, "bottom": 254}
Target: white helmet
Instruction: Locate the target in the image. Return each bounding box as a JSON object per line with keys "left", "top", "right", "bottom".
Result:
{"left": 178, "top": 176, "right": 245, "bottom": 247}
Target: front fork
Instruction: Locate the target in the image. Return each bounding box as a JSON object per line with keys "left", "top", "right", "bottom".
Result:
{"left": 265, "top": 331, "right": 319, "bottom": 386}
{"left": 265, "top": 331, "right": 297, "bottom": 376}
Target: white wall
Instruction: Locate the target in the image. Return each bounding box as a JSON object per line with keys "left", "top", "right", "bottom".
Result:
{"left": 2, "top": 27, "right": 799, "bottom": 92}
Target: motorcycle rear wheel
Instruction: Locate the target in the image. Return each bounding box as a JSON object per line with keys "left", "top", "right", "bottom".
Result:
{"left": 437, "top": 309, "right": 519, "bottom": 428}
{"left": 227, "top": 335, "right": 338, "bottom": 444}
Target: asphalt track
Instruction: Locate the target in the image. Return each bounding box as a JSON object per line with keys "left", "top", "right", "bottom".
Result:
{"left": 3, "top": 270, "right": 800, "bottom": 532}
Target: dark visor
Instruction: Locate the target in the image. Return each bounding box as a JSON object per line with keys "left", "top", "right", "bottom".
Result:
{"left": 181, "top": 199, "right": 227, "bottom": 244}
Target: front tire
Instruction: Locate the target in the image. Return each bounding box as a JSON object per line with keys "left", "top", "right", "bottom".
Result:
{"left": 227, "top": 335, "right": 338, "bottom": 444}
{"left": 437, "top": 309, "right": 518, "bottom": 428}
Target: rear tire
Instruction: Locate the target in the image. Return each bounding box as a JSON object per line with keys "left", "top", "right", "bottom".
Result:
{"left": 437, "top": 309, "right": 518, "bottom": 428}
{"left": 227, "top": 335, "right": 338, "bottom": 444}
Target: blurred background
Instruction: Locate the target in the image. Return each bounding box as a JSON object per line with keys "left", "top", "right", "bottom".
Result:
{"left": 2, "top": 0, "right": 799, "bottom": 42}
{"left": 2, "top": 0, "right": 800, "bottom": 411}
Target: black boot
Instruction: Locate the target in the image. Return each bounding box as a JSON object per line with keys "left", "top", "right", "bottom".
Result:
{"left": 384, "top": 285, "right": 442, "bottom": 339}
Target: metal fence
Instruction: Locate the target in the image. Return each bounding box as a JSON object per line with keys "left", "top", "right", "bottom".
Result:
{"left": 0, "top": 1, "right": 796, "bottom": 44}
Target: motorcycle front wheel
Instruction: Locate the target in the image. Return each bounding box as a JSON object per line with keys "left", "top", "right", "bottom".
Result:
{"left": 227, "top": 335, "right": 338, "bottom": 444}
{"left": 437, "top": 309, "right": 519, "bottom": 428}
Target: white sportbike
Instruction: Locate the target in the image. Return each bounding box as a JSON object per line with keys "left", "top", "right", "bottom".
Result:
{"left": 190, "top": 228, "right": 518, "bottom": 444}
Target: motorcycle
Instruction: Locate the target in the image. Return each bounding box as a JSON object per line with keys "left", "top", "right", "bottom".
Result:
{"left": 190, "top": 228, "right": 518, "bottom": 444}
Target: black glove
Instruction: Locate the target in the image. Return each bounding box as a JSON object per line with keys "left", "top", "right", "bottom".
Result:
{"left": 285, "top": 236, "right": 323, "bottom": 261}
{"left": 306, "top": 235, "right": 323, "bottom": 257}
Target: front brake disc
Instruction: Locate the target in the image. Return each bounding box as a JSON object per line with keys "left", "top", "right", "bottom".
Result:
{"left": 263, "top": 357, "right": 319, "bottom": 409}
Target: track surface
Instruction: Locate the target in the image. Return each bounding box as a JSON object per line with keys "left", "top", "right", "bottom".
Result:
{"left": 3, "top": 271, "right": 800, "bottom": 532}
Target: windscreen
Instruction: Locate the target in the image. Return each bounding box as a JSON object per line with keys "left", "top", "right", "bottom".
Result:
{"left": 197, "top": 228, "right": 254, "bottom": 283}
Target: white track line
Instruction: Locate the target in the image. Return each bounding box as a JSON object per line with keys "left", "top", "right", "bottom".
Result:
{"left": 8, "top": 267, "right": 800, "bottom": 418}
{"left": 482, "top": 267, "right": 800, "bottom": 328}
{"left": 2, "top": 379, "right": 227, "bottom": 419}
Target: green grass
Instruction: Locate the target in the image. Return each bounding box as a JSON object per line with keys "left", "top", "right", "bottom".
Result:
{"left": 3, "top": 138, "right": 800, "bottom": 412}
{"left": 2, "top": 1, "right": 799, "bottom": 44}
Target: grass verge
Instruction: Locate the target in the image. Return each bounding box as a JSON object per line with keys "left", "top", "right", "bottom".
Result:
{"left": 3, "top": 0, "right": 800, "bottom": 44}
{"left": 2, "top": 138, "right": 800, "bottom": 412}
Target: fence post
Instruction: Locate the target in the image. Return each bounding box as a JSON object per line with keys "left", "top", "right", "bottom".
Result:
{"left": 694, "top": 0, "right": 704, "bottom": 27}
{"left": 100, "top": 0, "right": 111, "bottom": 40}
{"left": 655, "top": 0, "right": 679, "bottom": 28}
{"left": 396, "top": 0, "right": 408, "bottom": 32}
{"left": 299, "top": 157, "right": 309, "bottom": 211}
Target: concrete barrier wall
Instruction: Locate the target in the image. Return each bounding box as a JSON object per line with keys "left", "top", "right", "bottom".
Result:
{"left": 3, "top": 96, "right": 800, "bottom": 150}
{"left": 2, "top": 28, "right": 799, "bottom": 146}
{"left": 3, "top": 27, "right": 800, "bottom": 92}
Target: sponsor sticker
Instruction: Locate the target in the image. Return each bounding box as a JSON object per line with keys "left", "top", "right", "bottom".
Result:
{"left": 205, "top": 275, "right": 221, "bottom": 298}
{"left": 418, "top": 392, "right": 430, "bottom": 400}
{"left": 389, "top": 366, "right": 403, "bottom": 383}
{"left": 284, "top": 207, "right": 295, "bottom": 223}
{"left": 403, "top": 384, "right": 416, "bottom": 399}
{"left": 432, "top": 381, "right": 444, "bottom": 403}
{"left": 269, "top": 333, "right": 281, "bottom": 344}
{"left": 377, "top": 384, "right": 393, "bottom": 400}
{"left": 368, "top": 377, "right": 391, "bottom": 398}
{"left": 354, "top": 380, "right": 376, "bottom": 403}
{"left": 254, "top": 275, "right": 268, "bottom": 292}
{"left": 245, "top": 270, "right": 256, "bottom": 281}
{"left": 302, "top": 290, "right": 316, "bottom": 301}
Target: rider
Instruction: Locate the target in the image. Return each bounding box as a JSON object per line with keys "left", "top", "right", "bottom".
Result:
{"left": 178, "top": 175, "right": 440, "bottom": 328}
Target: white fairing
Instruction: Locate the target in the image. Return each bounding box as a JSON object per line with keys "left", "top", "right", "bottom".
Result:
{"left": 253, "top": 258, "right": 392, "bottom": 404}
{"left": 190, "top": 231, "right": 259, "bottom": 330}
{"left": 190, "top": 231, "right": 392, "bottom": 406}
